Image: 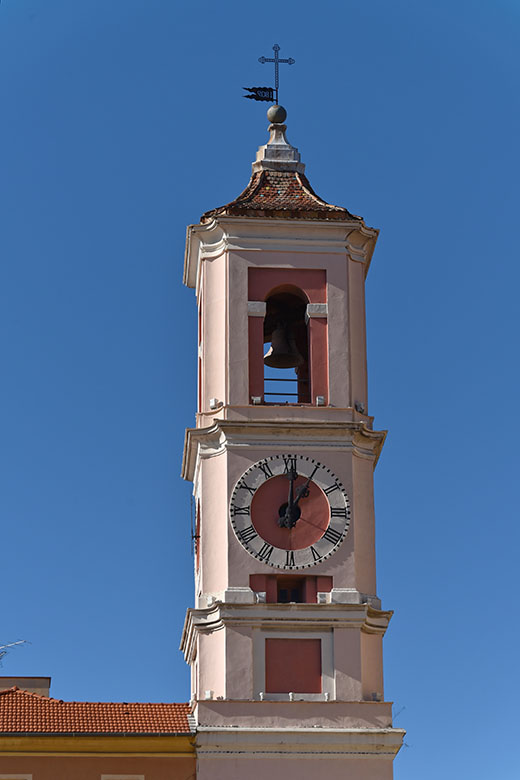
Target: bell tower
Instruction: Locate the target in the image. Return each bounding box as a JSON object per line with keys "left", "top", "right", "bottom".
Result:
{"left": 181, "top": 105, "right": 404, "bottom": 779}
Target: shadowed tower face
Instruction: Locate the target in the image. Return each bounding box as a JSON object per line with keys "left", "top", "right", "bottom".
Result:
{"left": 181, "top": 106, "right": 405, "bottom": 780}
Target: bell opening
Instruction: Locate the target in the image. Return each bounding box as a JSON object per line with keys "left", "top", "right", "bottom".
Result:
{"left": 263, "top": 290, "right": 310, "bottom": 404}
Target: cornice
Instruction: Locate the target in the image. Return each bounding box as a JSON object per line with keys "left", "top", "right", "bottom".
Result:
{"left": 195, "top": 725, "right": 405, "bottom": 758}
{"left": 183, "top": 217, "right": 378, "bottom": 291}
{"left": 180, "top": 602, "right": 392, "bottom": 664}
{"left": 182, "top": 418, "right": 386, "bottom": 483}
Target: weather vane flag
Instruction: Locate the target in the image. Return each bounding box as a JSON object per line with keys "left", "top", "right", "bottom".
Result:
{"left": 243, "top": 43, "right": 295, "bottom": 104}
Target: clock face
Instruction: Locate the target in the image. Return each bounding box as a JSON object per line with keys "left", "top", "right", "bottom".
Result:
{"left": 229, "top": 454, "right": 350, "bottom": 570}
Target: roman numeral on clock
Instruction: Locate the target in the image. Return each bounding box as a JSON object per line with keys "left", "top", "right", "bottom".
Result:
{"left": 285, "top": 550, "right": 295, "bottom": 567}
{"left": 237, "top": 480, "right": 255, "bottom": 495}
{"left": 330, "top": 507, "right": 347, "bottom": 518}
{"left": 258, "top": 543, "right": 274, "bottom": 562}
{"left": 324, "top": 483, "right": 340, "bottom": 495}
{"left": 323, "top": 526, "right": 342, "bottom": 545}
{"left": 258, "top": 461, "right": 273, "bottom": 479}
{"left": 237, "top": 525, "right": 257, "bottom": 544}
{"left": 283, "top": 456, "right": 297, "bottom": 474}
{"left": 310, "top": 546, "right": 321, "bottom": 562}
{"left": 231, "top": 505, "right": 250, "bottom": 516}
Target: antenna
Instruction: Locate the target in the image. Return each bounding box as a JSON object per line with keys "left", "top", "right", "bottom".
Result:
{"left": 0, "top": 640, "right": 29, "bottom": 665}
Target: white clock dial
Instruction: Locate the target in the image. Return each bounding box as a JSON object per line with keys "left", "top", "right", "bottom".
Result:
{"left": 229, "top": 454, "right": 350, "bottom": 570}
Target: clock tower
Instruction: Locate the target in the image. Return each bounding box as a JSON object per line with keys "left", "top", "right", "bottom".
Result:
{"left": 181, "top": 105, "right": 404, "bottom": 779}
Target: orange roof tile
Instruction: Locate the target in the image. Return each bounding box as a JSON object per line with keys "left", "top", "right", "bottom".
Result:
{"left": 201, "top": 169, "right": 362, "bottom": 223}
{"left": 0, "top": 687, "right": 192, "bottom": 735}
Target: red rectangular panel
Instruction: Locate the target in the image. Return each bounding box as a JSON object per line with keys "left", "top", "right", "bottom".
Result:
{"left": 316, "top": 576, "right": 333, "bottom": 593}
{"left": 265, "top": 638, "right": 322, "bottom": 693}
{"left": 248, "top": 268, "right": 326, "bottom": 303}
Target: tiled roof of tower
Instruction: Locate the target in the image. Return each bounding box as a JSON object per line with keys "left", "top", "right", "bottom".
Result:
{"left": 201, "top": 169, "right": 362, "bottom": 223}
{"left": 201, "top": 108, "right": 363, "bottom": 224}
{"left": 0, "top": 687, "right": 192, "bottom": 735}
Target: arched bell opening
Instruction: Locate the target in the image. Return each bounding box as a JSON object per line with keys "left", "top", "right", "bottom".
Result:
{"left": 263, "top": 288, "right": 310, "bottom": 404}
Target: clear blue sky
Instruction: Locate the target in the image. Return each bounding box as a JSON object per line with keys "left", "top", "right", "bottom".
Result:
{"left": 1, "top": 2, "right": 519, "bottom": 778}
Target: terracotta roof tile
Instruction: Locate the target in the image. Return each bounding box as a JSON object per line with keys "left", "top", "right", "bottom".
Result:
{"left": 201, "top": 170, "right": 362, "bottom": 223}
{"left": 0, "top": 687, "right": 192, "bottom": 735}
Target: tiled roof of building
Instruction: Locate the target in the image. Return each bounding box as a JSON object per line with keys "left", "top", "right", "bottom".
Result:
{"left": 201, "top": 169, "right": 362, "bottom": 223}
{"left": 0, "top": 687, "right": 192, "bottom": 735}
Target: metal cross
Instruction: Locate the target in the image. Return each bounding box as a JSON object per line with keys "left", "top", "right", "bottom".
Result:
{"left": 258, "top": 44, "right": 295, "bottom": 104}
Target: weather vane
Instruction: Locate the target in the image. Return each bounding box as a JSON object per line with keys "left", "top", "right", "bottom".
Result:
{"left": 243, "top": 44, "right": 295, "bottom": 104}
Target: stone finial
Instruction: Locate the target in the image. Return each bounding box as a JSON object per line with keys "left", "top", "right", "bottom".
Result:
{"left": 252, "top": 105, "right": 305, "bottom": 174}
{"left": 267, "top": 105, "right": 287, "bottom": 123}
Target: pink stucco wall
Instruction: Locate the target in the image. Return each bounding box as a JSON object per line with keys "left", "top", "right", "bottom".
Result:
{"left": 197, "top": 756, "right": 394, "bottom": 780}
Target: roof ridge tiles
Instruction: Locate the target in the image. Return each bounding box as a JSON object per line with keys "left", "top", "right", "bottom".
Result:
{"left": 0, "top": 686, "right": 52, "bottom": 700}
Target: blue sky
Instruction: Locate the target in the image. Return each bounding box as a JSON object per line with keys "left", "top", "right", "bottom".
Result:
{"left": 1, "top": 2, "right": 519, "bottom": 778}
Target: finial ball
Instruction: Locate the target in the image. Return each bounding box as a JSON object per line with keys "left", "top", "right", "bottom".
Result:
{"left": 267, "top": 105, "right": 287, "bottom": 124}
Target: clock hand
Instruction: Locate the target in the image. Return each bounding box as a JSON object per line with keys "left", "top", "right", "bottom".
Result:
{"left": 280, "top": 473, "right": 313, "bottom": 529}
{"left": 285, "top": 468, "right": 312, "bottom": 528}
{"left": 284, "top": 468, "right": 297, "bottom": 528}
{"left": 293, "top": 475, "right": 312, "bottom": 506}
{"left": 289, "top": 468, "right": 297, "bottom": 510}
{"left": 277, "top": 467, "right": 298, "bottom": 529}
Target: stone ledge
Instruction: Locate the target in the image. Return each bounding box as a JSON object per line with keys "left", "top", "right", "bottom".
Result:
{"left": 195, "top": 699, "right": 394, "bottom": 731}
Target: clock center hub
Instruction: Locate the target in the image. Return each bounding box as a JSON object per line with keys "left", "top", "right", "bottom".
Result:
{"left": 278, "top": 501, "right": 302, "bottom": 528}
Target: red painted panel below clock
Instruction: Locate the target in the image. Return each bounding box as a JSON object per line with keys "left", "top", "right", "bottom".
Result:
{"left": 265, "top": 638, "right": 322, "bottom": 693}
{"left": 250, "top": 475, "right": 330, "bottom": 550}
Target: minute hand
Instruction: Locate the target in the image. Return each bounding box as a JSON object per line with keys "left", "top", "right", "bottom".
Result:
{"left": 287, "top": 470, "right": 295, "bottom": 510}
{"left": 280, "top": 469, "right": 297, "bottom": 529}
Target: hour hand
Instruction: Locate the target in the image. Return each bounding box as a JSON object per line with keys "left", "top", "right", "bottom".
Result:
{"left": 294, "top": 476, "right": 311, "bottom": 506}
{"left": 277, "top": 468, "right": 300, "bottom": 528}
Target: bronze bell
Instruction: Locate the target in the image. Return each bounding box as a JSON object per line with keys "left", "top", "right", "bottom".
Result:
{"left": 264, "top": 323, "right": 304, "bottom": 369}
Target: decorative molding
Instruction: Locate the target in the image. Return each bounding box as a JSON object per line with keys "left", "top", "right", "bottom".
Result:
{"left": 180, "top": 602, "right": 393, "bottom": 664}
{"left": 247, "top": 301, "right": 267, "bottom": 317}
{"left": 182, "top": 419, "right": 386, "bottom": 483}
{"left": 183, "top": 218, "right": 378, "bottom": 290}
{"left": 305, "top": 303, "right": 328, "bottom": 321}
{"left": 195, "top": 725, "right": 405, "bottom": 759}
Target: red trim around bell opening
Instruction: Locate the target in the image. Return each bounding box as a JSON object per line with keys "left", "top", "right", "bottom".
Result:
{"left": 247, "top": 268, "right": 328, "bottom": 404}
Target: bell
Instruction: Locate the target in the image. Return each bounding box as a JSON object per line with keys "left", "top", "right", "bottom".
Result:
{"left": 264, "top": 323, "right": 304, "bottom": 369}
